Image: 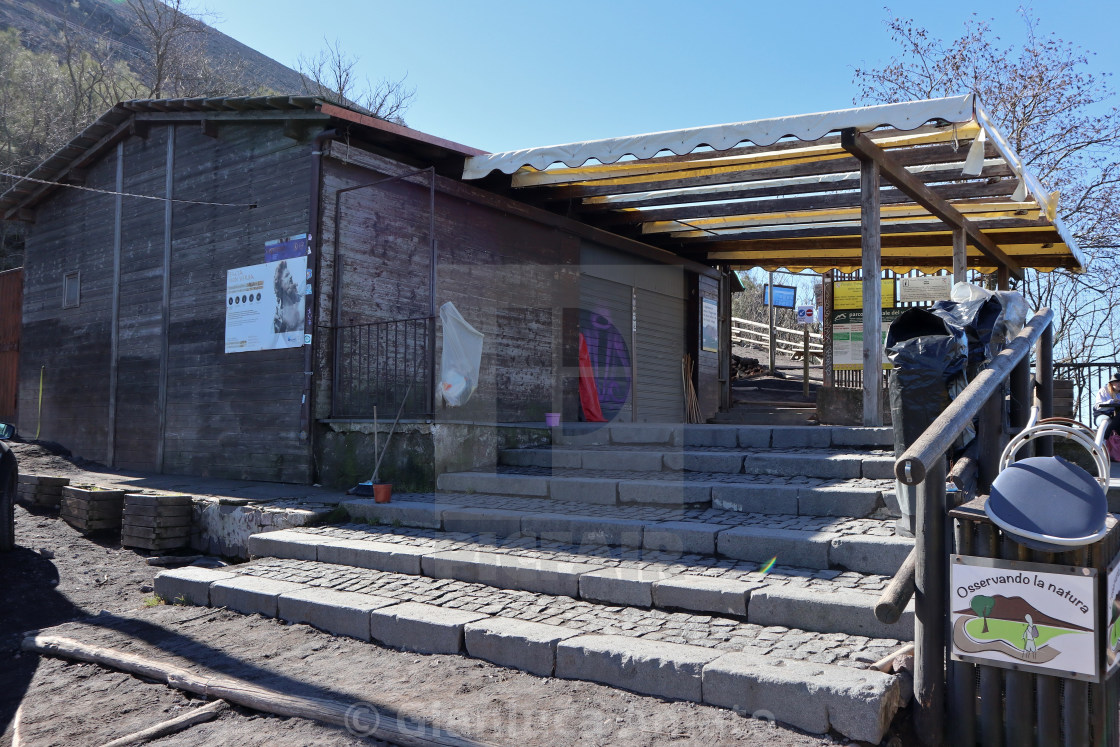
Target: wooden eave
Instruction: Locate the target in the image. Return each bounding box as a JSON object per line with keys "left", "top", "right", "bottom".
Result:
{"left": 0, "top": 95, "right": 488, "bottom": 220}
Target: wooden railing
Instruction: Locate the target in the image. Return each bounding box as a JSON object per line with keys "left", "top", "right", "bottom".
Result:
{"left": 730, "top": 316, "right": 823, "bottom": 362}
{"left": 876, "top": 308, "right": 1055, "bottom": 746}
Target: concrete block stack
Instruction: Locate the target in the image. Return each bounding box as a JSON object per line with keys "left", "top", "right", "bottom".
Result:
{"left": 16, "top": 475, "right": 70, "bottom": 507}
{"left": 121, "top": 493, "right": 193, "bottom": 551}
{"left": 61, "top": 485, "right": 126, "bottom": 533}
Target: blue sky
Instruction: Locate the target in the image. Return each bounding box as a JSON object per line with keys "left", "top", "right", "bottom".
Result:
{"left": 213, "top": 0, "right": 1120, "bottom": 154}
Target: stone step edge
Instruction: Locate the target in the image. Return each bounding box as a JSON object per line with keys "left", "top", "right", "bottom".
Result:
{"left": 435, "top": 472, "right": 892, "bottom": 516}
{"left": 335, "top": 497, "right": 910, "bottom": 575}
{"left": 153, "top": 566, "right": 904, "bottom": 744}
{"left": 552, "top": 424, "right": 893, "bottom": 450}
{"left": 497, "top": 447, "right": 897, "bottom": 480}
{"left": 245, "top": 529, "right": 913, "bottom": 640}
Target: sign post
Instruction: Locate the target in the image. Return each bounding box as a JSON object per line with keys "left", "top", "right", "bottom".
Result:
{"left": 797, "top": 305, "right": 815, "bottom": 398}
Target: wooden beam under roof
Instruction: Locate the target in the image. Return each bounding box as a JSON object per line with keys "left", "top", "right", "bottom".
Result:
{"left": 841, "top": 128, "right": 1022, "bottom": 279}
{"left": 718, "top": 253, "right": 1078, "bottom": 271}
{"left": 590, "top": 180, "right": 1016, "bottom": 227}
{"left": 511, "top": 123, "right": 981, "bottom": 188}
{"left": 670, "top": 217, "right": 1053, "bottom": 243}
{"left": 640, "top": 200, "right": 1039, "bottom": 235}
{"left": 526, "top": 142, "right": 999, "bottom": 201}
{"left": 674, "top": 229, "right": 1065, "bottom": 254}
{"left": 577, "top": 163, "right": 1014, "bottom": 212}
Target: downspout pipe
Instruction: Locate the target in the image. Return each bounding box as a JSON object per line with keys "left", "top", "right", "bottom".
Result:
{"left": 304, "top": 128, "right": 337, "bottom": 484}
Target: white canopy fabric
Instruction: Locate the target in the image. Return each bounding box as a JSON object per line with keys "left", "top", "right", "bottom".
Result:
{"left": 463, "top": 95, "right": 978, "bottom": 178}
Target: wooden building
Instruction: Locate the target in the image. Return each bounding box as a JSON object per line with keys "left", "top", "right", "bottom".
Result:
{"left": 0, "top": 97, "right": 727, "bottom": 484}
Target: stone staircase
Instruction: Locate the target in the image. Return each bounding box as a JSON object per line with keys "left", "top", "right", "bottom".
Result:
{"left": 155, "top": 423, "right": 912, "bottom": 743}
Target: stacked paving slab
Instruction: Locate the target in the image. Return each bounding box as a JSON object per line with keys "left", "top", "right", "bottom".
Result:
{"left": 156, "top": 423, "right": 912, "bottom": 743}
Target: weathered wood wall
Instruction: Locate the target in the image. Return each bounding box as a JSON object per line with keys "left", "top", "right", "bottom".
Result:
{"left": 316, "top": 141, "right": 719, "bottom": 427}
{"left": 20, "top": 119, "right": 312, "bottom": 481}
{"left": 317, "top": 144, "right": 581, "bottom": 425}
{"left": 20, "top": 146, "right": 118, "bottom": 458}
{"left": 0, "top": 268, "right": 23, "bottom": 423}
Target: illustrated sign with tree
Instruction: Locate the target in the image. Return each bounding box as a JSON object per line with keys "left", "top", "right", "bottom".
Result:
{"left": 971, "top": 595, "right": 996, "bottom": 633}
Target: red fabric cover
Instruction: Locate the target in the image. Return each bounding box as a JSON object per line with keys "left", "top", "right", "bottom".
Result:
{"left": 1108, "top": 432, "right": 1120, "bottom": 462}
{"left": 578, "top": 332, "right": 607, "bottom": 423}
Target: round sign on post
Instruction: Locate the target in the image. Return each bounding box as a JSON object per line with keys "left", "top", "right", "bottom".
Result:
{"left": 796, "top": 305, "right": 816, "bottom": 324}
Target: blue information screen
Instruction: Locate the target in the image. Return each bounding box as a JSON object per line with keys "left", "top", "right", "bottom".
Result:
{"left": 763, "top": 284, "right": 797, "bottom": 309}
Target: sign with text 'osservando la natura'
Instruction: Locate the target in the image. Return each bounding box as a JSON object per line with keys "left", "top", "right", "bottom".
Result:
{"left": 950, "top": 555, "right": 1099, "bottom": 682}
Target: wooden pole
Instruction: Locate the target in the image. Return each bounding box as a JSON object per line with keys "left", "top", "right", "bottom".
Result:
{"left": 914, "top": 456, "right": 946, "bottom": 746}
{"left": 874, "top": 548, "right": 915, "bottom": 624}
{"left": 976, "top": 525, "right": 1004, "bottom": 747}
{"left": 859, "top": 156, "right": 882, "bottom": 426}
{"left": 768, "top": 271, "right": 776, "bottom": 373}
{"left": 22, "top": 635, "right": 493, "bottom": 747}
{"left": 1037, "top": 322, "right": 1054, "bottom": 457}
{"left": 952, "top": 227, "right": 967, "bottom": 286}
{"left": 1031, "top": 549, "right": 1061, "bottom": 747}
{"left": 803, "top": 326, "right": 810, "bottom": 399}
{"left": 1002, "top": 537, "right": 1034, "bottom": 747}
{"left": 976, "top": 387, "right": 1005, "bottom": 495}
{"left": 997, "top": 266, "right": 1010, "bottom": 290}
{"left": 99, "top": 700, "right": 228, "bottom": 747}
{"left": 823, "top": 271, "right": 834, "bottom": 387}
{"left": 948, "top": 519, "right": 976, "bottom": 747}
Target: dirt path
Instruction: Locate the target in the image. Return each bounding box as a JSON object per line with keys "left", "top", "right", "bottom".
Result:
{"left": 0, "top": 445, "right": 891, "bottom": 746}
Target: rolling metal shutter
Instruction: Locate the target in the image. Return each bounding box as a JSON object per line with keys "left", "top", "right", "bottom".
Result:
{"left": 634, "top": 289, "right": 685, "bottom": 422}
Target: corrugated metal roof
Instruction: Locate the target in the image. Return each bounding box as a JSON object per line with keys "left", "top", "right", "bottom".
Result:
{"left": 0, "top": 95, "right": 485, "bottom": 219}
{"left": 463, "top": 95, "right": 1083, "bottom": 275}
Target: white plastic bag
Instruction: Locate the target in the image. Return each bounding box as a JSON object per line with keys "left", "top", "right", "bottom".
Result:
{"left": 950, "top": 282, "right": 993, "bottom": 302}
{"left": 438, "top": 302, "right": 483, "bottom": 407}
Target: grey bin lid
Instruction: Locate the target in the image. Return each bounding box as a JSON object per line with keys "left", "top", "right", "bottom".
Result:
{"left": 985, "top": 456, "right": 1109, "bottom": 552}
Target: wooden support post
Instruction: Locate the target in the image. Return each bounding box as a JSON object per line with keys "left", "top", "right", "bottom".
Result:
{"left": 952, "top": 227, "right": 967, "bottom": 285}
{"left": 1063, "top": 548, "right": 1090, "bottom": 747}
{"left": 976, "top": 386, "right": 1005, "bottom": 495}
{"left": 720, "top": 268, "right": 732, "bottom": 411}
{"left": 1010, "top": 354, "right": 1032, "bottom": 459}
{"left": 997, "top": 266, "right": 1010, "bottom": 290}
{"left": 859, "top": 156, "right": 882, "bottom": 426}
{"left": 1037, "top": 322, "right": 1054, "bottom": 457}
{"left": 948, "top": 518, "right": 976, "bottom": 747}
{"left": 803, "top": 326, "right": 810, "bottom": 399}
{"left": 768, "top": 271, "right": 776, "bottom": 374}
{"left": 1031, "top": 549, "right": 1061, "bottom": 747}
{"left": 914, "top": 455, "right": 946, "bottom": 746}
{"left": 1002, "top": 537, "right": 1034, "bottom": 747}
{"left": 157, "top": 125, "right": 174, "bottom": 474}
{"left": 976, "top": 524, "right": 1004, "bottom": 747}
{"left": 823, "top": 271, "right": 834, "bottom": 387}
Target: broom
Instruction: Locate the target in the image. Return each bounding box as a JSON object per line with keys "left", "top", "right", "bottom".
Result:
{"left": 348, "top": 379, "right": 414, "bottom": 496}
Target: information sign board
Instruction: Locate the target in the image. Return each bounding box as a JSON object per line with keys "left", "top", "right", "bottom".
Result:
{"left": 950, "top": 555, "right": 1099, "bottom": 682}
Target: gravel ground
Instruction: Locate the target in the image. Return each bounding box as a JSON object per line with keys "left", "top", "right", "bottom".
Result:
{"left": 0, "top": 442, "right": 914, "bottom": 746}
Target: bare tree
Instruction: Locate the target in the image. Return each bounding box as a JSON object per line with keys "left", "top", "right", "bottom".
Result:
{"left": 853, "top": 11, "right": 1120, "bottom": 362}
{"left": 298, "top": 38, "right": 415, "bottom": 124}
{"left": 125, "top": 0, "right": 253, "bottom": 98}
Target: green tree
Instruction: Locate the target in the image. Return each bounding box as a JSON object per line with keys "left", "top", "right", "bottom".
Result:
{"left": 853, "top": 11, "right": 1120, "bottom": 363}
{"left": 971, "top": 594, "right": 996, "bottom": 633}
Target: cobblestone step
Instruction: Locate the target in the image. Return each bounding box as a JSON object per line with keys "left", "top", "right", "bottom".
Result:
{"left": 498, "top": 445, "right": 896, "bottom": 480}
{"left": 336, "top": 493, "right": 910, "bottom": 576}
{"left": 154, "top": 557, "right": 906, "bottom": 743}
{"left": 245, "top": 523, "right": 913, "bottom": 640}
{"left": 550, "top": 423, "right": 893, "bottom": 449}
{"left": 436, "top": 467, "right": 894, "bottom": 517}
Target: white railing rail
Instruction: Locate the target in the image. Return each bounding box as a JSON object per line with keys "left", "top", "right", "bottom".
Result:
{"left": 731, "top": 316, "right": 823, "bottom": 360}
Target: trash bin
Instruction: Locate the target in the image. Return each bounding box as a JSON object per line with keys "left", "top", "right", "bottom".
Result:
{"left": 886, "top": 308, "right": 970, "bottom": 536}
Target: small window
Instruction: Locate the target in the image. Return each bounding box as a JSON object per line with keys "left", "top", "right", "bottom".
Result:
{"left": 62, "top": 271, "right": 80, "bottom": 308}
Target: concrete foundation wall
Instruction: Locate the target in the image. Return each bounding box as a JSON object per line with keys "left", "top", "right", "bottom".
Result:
{"left": 316, "top": 420, "right": 551, "bottom": 491}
